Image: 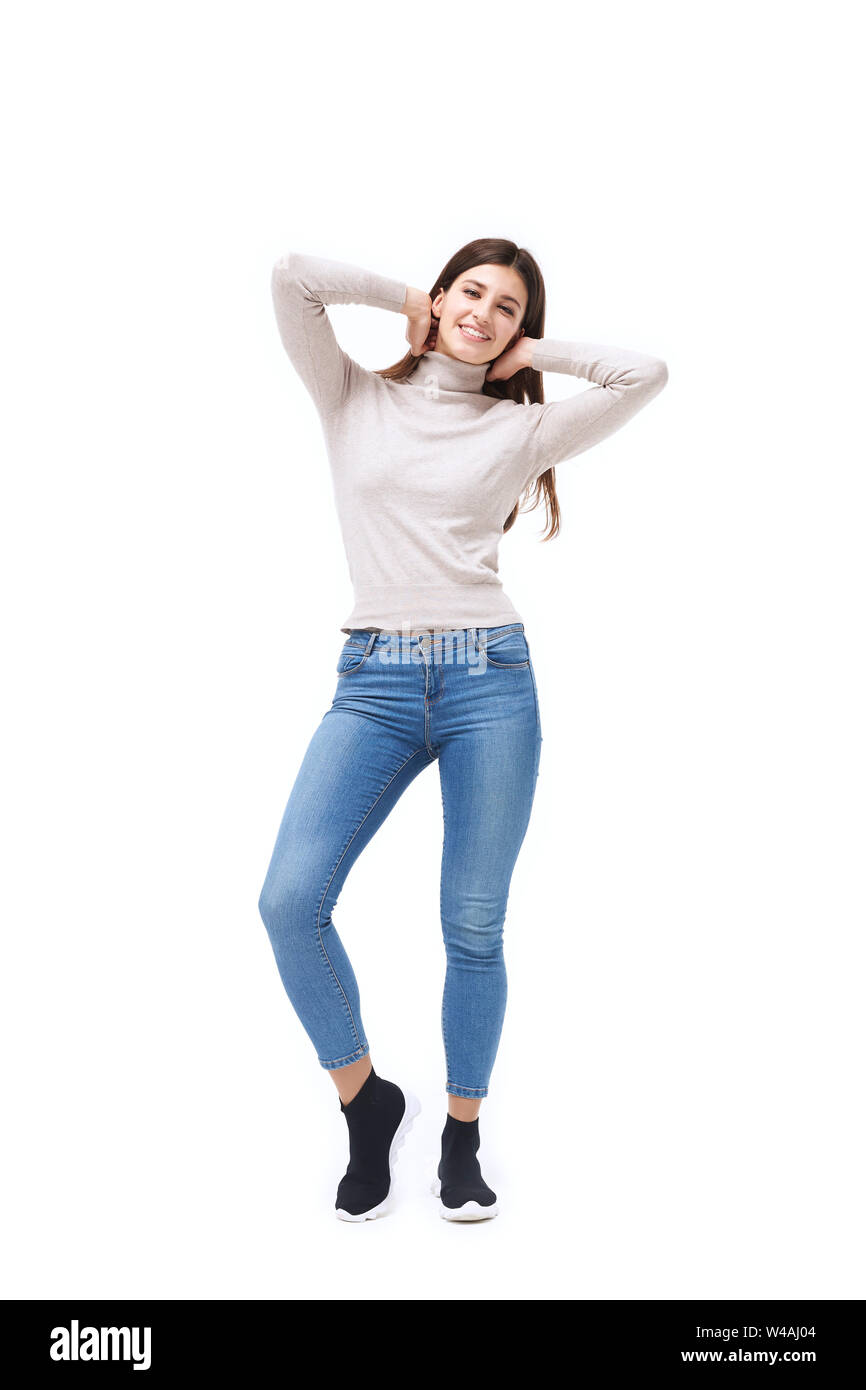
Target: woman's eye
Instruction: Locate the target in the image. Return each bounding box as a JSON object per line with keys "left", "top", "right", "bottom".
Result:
{"left": 463, "top": 288, "right": 514, "bottom": 315}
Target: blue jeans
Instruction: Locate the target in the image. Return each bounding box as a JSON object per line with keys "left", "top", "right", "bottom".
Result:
{"left": 258, "top": 624, "right": 543, "bottom": 1099}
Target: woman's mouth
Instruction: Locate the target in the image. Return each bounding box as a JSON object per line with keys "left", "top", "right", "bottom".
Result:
{"left": 458, "top": 324, "right": 490, "bottom": 343}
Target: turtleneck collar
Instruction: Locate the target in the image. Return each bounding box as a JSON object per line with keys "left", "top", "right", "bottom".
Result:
{"left": 407, "top": 349, "right": 491, "bottom": 396}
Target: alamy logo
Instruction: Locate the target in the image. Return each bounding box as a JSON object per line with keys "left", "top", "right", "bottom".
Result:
{"left": 50, "top": 1319, "right": 151, "bottom": 1371}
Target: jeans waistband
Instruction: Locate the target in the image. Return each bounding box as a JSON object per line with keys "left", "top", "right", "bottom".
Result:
{"left": 348, "top": 623, "right": 524, "bottom": 644}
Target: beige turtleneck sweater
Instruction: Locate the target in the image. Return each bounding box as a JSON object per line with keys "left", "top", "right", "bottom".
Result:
{"left": 271, "top": 251, "right": 668, "bottom": 634}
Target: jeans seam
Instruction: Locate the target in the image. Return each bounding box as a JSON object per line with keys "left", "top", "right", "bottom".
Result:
{"left": 528, "top": 658, "right": 542, "bottom": 757}
{"left": 439, "top": 768, "right": 450, "bottom": 1086}
{"left": 315, "top": 746, "right": 432, "bottom": 1049}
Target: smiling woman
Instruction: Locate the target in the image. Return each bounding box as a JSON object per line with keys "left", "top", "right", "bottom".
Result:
{"left": 259, "top": 238, "right": 668, "bottom": 1223}
{"left": 269, "top": 244, "right": 667, "bottom": 633}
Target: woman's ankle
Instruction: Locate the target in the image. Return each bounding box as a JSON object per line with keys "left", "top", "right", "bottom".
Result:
{"left": 330, "top": 1054, "right": 373, "bottom": 1105}
{"left": 447, "top": 1095, "right": 482, "bottom": 1122}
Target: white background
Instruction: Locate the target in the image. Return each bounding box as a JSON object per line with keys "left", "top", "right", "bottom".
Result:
{"left": 2, "top": 0, "right": 863, "bottom": 1300}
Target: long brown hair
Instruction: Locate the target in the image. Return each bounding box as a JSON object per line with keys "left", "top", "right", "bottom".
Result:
{"left": 375, "top": 237, "right": 561, "bottom": 541}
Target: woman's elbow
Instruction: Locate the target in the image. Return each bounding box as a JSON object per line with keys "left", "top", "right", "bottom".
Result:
{"left": 650, "top": 358, "right": 669, "bottom": 389}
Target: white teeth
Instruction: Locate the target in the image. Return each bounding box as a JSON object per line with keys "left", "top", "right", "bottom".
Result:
{"left": 460, "top": 325, "right": 489, "bottom": 340}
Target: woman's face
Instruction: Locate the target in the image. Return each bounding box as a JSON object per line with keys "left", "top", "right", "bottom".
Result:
{"left": 431, "top": 263, "right": 528, "bottom": 363}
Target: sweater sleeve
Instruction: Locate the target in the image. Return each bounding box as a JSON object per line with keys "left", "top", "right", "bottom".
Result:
{"left": 270, "top": 251, "right": 409, "bottom": 418}
{"left": 520, "top": 338, "right": 668, "bottom": 486}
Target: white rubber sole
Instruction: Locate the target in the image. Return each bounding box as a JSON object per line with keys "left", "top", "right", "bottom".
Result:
{"left": 335, "top": 1089, "right": 421, "bottom": 1222}
{"left": 430, "top": 1174, "right": 499, "bottom": 1221}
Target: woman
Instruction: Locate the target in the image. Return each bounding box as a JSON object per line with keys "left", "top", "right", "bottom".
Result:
{"left": 259, "top": 240, "right": 668, "bottom": 1223}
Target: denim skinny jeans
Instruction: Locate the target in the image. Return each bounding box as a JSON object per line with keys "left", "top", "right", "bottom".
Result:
{"left": 258, "top": 623, "right": 543, "bottom": 1099}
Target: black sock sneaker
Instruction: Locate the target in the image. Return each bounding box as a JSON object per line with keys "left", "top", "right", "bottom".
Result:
{"left": 335, "top": 1065, "right": 420, "bottom": 1222}
{"left": 432, "top": 1113, "right": 499, "bottom": 1221}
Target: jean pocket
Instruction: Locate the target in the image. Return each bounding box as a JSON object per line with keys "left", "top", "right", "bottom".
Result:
{"left": 481, "top": 628, "right": 531, "bottom": 668}
{"left": 336, "top": 634, "right": 375, "bottom": 676}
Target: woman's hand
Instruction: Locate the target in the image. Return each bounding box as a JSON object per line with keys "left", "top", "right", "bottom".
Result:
{"left": 485, "top": 332, "right": 535, "bottom": 382}
{"left": 403, "top": 287, "right": 436, "bottom": 356}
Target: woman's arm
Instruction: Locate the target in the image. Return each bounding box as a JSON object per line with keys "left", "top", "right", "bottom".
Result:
{"left": 519, "top": 338, "right": 669, "bottom": 485}
{"left": 271, "top": 251, "right": 409, "bottom": 418}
